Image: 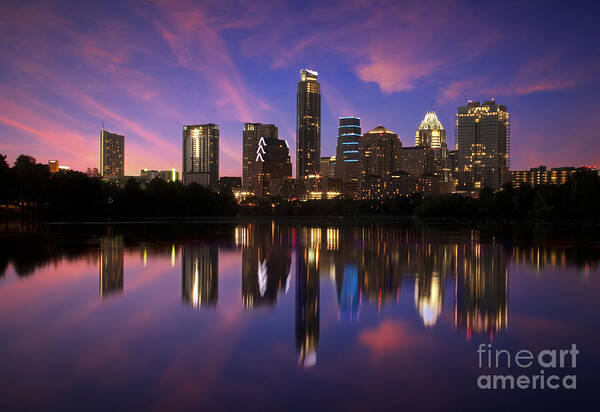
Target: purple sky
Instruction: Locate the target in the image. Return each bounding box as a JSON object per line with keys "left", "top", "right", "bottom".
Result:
{"left": 1, "top": 0, "right": 598, "bottom": 176}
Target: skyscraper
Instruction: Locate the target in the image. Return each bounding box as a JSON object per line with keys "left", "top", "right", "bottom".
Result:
{"left": 296, "top": 69, "right": 321, "bottom": 181}
{"left": 100, "top": 129, "right": 124, "bottom": 178}
{"left": 242, "top": 123, "right": 278, "bottom": 190}
{"left": 415, "top": 112, "right": 448, "bottom": 181}
{"left": 182, "top": 124, "right": 219, "bottom": 189}
{"left": 335, "top": 116, "right": 361, "bottom": 197}
{"left": 358, "top": 126, "right": 402, "bottom": 199}
{"left": 456, "top": 100, "right": 510, "bottom": 190}
{"left": 253, "top": 136, "right": 292, "bottom": 197}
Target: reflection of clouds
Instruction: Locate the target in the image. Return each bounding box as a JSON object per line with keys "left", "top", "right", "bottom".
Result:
{"left": 359, "top": 320, "right": 428, "bottom": 356}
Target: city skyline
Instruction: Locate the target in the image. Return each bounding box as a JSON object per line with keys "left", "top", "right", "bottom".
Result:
{"left": 1, "top": 1, "right": 598, "bottom": 177}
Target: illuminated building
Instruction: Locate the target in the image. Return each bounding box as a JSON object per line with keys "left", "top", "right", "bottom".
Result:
{"left": 182, "top": 124, "right": 219, "bottom": 189}
{"left": 510, "top": 166, "right": 576, "bottom": 188}
{"left": 319, "top": 156, "right": 336, "bottom": 178}
{"left": 181, "top": 244, "right": 218, "bottom": 308}
{"left": 296, "top": 245, "right": 320, "bottom": 367}
{"left": 297, "top": 69, "right": 321, "bottom": 181}
{"left": 99, "top": 235, "right": 124, "bottom": 298}
{"left": 415, "top": 112, "right": 449, "bottom": 181}
{"left": 48, "top": 160, "right": 59, "bottom": 173}
{"left": 358, "top": 125, "right": 402, "bottom": 199}
{"left": 335, "top": 116, "right": 361, "bottom": 197}
{"left": 219, "top": 176, "right": 242, "bottom": 192}
{"left": 242, "top": 123, "right": 278, "bottom": 190}
{"left": 253, "top": 137, "right": 292, "bottom": 198}
{"left": 388, "top": 170, "right": 417, "bottom": 196}
{"left": 398, "top": 147, "right": 434, "bottom": 177}
{"left": 141, "top": 169, "right": 179, "bottom": 182}
{"left": 100, "top": 129, "right": 125, "bottom": 178}
{"left": 456, "top": 99, "right": 510, "bottom": 190}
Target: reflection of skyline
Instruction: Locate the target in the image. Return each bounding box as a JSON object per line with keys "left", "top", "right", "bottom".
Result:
{"left": 182, "top": 244, "right": 218, "bottom": 308}
{"left": 99, "top": 235, "right": 124, "bottom": 299}
{"left": 296, "top": 245, "right": 319, "bottom": 367}
{"left": 240, "top": 224, "right": 292, "bottom": 308}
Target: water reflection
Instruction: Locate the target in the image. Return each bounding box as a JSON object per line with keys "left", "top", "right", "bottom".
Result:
{"left": 182, "top": 244, "right": 218, "bottom": 308}
{"left": 99, "top": 235, "right": 124, "bottom": 298}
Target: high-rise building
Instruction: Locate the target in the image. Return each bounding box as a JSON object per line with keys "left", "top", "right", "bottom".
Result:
{"left": 398, "top": 147, "right": 434, "bottom": 177}
{"left": 100, "top": 129, "right": 124, "bottom": 178}
{"left": 358, "top": 126, "right": 402, "bottom": 199}
{"left": 48, "top": 160, "right": 59, "bottom": 173}
{"left": 319, "top": 156, "right": 336, "bottom": 178}
{"left": 456, "top": 99, "right": 510, "bottom": 190}
{"left": 416, "top": 112, "right": 449, "bottom": 181}
{"left": 182, "top": 124, "right": 219, "bottom": 189}
{"left": 254, "top": 137, "right": 292, "bottom": 198}
{"left": 242, "top": 123, "right": 278, "bottom": 190}
{"left": 510, "top": 166, "right": 577, "bottom": 188}
{"left": 335, "top": 116, "right": 361, "bottom": 197}
{"left": 297, "top": 69, "right": 321, "bottom": 181}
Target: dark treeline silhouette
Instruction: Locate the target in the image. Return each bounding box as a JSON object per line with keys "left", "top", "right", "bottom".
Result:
{"left": 2, "top": 154, "right": 599, "bottom": 223}
{"left": 0, "top": 154, "right": 237, "bottom": 219}
{"left": 416, "top": 168, "right": 600, "bottom": 223}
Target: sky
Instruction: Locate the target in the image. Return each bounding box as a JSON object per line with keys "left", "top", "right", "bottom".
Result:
{"left": 1, "top": 0, "right": 599, "bottom": 177}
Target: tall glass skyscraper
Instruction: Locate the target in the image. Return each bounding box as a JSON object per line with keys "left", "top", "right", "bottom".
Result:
{"left": 335, "top": 116, "right": 361, "bottom": 198}
{"left": 296, "top": 69, "right": 321, "bottom": 180}
{"left": 100, "top": 129, "right": 124, "bottom": 178}
{"left": 242, "top": 123, "right": 278, "bottom": 190}
{"left": 182, "top": 124, "right": 219, "bottom": 189}
{"left": 456, "top": 100, "right": 510, "bottom": 190}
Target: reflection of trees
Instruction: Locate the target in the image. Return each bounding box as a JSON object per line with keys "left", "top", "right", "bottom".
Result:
{"left": 99, "top": 235, "right": 124, "bottom": 298}
{"left": 181, "top": 244, "right": 218, "bottom": 308}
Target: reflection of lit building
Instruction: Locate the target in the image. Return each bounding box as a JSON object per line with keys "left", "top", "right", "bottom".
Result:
{"left": 296, "top": 246, "right": 320, "bottom": 367}
{"left": 455, "top": 245, "right": 507, "bottom": 337}
{"left": 414, "top": 274, "right": 443, "bottom": 326}
{"left": 182, "top": 244, "right": 218, "bottom": 308}
{"left": 337, "top": 264, "right": 360, "bottom": 321}
{"left": 241, "top": 225, "right": 292, "bottom": 307}
{"left": 99, "top": 235, "right": 124, "bottom": 298}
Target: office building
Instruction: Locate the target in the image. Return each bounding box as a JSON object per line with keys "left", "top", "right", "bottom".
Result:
{"left": 100, "top": 129, "right": 124, "bottom": 178}
{"left": 297, "top": 69, "right": 321, "bottom": 181}
{"left": 182, "top": 124, "right": 219, "bottom": 189}
{"left": 511, "top": 166, "right": 576, "bottom": 188}
{"left": 243, "top": 123, "right": 278, "bottom": 190}
{"left": 456, "top": 99, "right": 510, "bottom": 190}
{"left": 416, "top": 112, "right": 449, "bottom": 181}
{"left": 48, "top": 160, "right": 59, "bottom": 173}
{"left": 319, "top": 156, "right": 336, "bottom": 178}
{"left": 398, "top": 147, "right": 434, "bottom": 177}
{"left": 219, "top": 176, "right": 242, "bottom": 192}
{"left": 358, "top": 126, "right": 402, "bottom": 199}
{"left": 254, "top": 137, "right": 292, "bottom": 198}
{"left": 335, "top": 116, "right": 361, "bottom": 198}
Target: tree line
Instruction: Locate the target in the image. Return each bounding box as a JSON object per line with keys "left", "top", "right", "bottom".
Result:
{"left": 1, "top": 153, "right": 599, "bottom": 223}
{"left": 0, "top": 154, "right": 237, "bottom": 219}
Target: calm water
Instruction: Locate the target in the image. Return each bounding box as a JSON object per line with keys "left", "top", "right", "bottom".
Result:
{"left": 0, "top": 222, "right": 598, "bottom": 411}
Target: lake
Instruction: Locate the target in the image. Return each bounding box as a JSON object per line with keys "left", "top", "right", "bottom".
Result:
{"left": 0, "top": 221, "right": 598, "bottom": 411}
